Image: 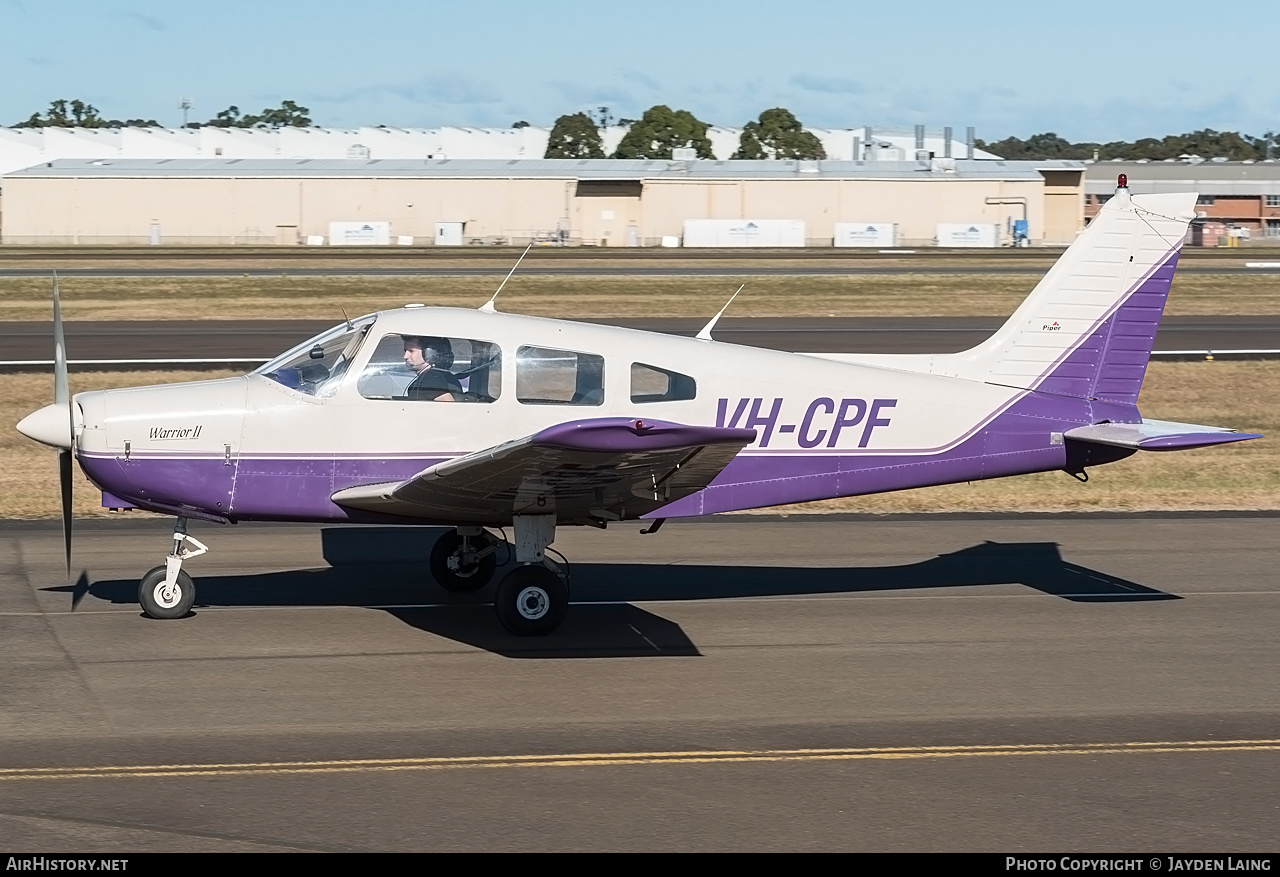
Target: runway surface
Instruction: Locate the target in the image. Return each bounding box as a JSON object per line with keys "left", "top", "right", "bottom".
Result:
{"left": 1, "top": 514, "right": 1277, "bottom": 851}
{"left": 3, "top": 316, "right": 1278, "bottom": 367}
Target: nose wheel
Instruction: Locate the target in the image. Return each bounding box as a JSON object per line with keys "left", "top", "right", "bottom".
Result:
{"left": 139, "top": 566, "right": 195, "bottom": 618}
{"left": 138, "top": 517, "right": 205, "bottom": 619}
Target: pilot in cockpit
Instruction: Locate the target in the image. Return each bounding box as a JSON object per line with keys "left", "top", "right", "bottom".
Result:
{"left": 402, "top": 335, "right": 463, "bottom": 402}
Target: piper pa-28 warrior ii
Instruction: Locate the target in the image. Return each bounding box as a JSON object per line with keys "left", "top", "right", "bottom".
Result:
{"left": 17, "top": 179, "right": 1263, "bottom": 635}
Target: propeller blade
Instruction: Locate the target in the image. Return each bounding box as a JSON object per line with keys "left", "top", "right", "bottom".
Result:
{"left": 59, "top": 448, "right": 73, "bottom": 579}
{"left": 53, "top": 273, "right": 73, "bottom": 579}
{"left": 53, "top": 272, "right": 68, "bottom": 407}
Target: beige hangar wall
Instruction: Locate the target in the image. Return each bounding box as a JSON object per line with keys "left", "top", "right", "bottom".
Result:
{"left": 1, "top": 172, "right": 1081, "bottom": 246}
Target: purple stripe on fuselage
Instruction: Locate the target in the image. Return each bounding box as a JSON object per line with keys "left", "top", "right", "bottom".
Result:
{"left": 81, "top": 380, "right": 1098, "bottom": 522}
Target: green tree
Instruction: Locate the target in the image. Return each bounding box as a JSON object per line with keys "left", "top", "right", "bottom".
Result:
{"left": 975, "top": 132, "right": 1094, "bottom": 160}
{"left": 203, "top": 105, "right": 243, "bottom": 128}
{"left": 731, "top": 108, "right": 826, "bottom": 159}
{"left": 13, "top": 99, "right": 157, "bottom": 128}
{"left": 544, "top": 112, "right": 605, "bottom": 158}
{"left": 976, "top": 129, "right": 1273, "bottom": 162}
{"left": 201, "top": 100, "right": 312, "bottom": 129}
{"left": 612, "top": 105, "right": 713, "bottom": 159}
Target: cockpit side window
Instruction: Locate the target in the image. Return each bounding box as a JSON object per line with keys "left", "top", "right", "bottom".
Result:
{"left": 631, "top": 363, "right": 696, "bottom": 403}
{"left": 257, "top": 317, "right": 374, "bottom": 397}
{"left": 357, "top": 334, "right": 502, "bottom": 402}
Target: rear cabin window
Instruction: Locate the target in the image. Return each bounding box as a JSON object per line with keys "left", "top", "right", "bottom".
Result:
{"left": 516, "top": 346, "right": 604, "bottom": 405}
{"left": 357, "top": 334, "right": 501, "bottom": 402}
{"left": 630, "top": 363, "right": 696, "bottom": 403}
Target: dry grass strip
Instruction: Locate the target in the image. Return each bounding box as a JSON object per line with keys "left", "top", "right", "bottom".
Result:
{"left": 1, "top": 273, "right": 1278, "bottom": 321}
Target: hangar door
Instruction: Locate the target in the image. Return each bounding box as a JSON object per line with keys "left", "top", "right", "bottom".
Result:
{"left": 574, "top": 180, "right": 642, "bottom": 247}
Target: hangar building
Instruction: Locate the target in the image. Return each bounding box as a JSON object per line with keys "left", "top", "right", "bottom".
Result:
{"left": 0, "top": 157, "right": 1085, "bottom": 247}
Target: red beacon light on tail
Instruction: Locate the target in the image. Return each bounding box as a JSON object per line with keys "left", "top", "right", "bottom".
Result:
{"left": 1117, "top": 173, "right": 1128, "bottom": 190}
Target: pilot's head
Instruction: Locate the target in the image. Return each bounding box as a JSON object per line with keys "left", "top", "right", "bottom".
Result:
{"left": 402, "top": 336, "right": 454, "bottom": 374}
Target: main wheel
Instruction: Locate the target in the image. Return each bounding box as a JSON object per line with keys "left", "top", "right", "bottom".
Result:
{"left": 495, "top": 565, "right": 568, "bottom": 636}
{"left": 138, "top": 565, "right": 195, "bottom": 619}
{"left": 430, "top": 531, "right": 498, "bottom": 593}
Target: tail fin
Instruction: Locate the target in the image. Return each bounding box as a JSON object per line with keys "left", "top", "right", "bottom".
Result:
{"left": 938, "top": 188, "right": 1197, "bottom": 403}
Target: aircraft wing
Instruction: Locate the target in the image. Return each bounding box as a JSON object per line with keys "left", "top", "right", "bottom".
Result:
{"left": 1064, "top": 418, "right": 1262, "bottom": 452}
{"left": 331, "top": 417, "right": 757, "bottom": 524}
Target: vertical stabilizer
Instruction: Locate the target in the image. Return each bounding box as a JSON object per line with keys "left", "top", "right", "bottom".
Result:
{"left": 936, "top": 189, "right": 1197, "bottom": 402}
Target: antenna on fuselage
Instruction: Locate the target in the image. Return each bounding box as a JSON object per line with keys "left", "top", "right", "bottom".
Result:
{"left": 480, "top": 243, "right": 533, "bottom": 313}
{"left": 695, "top": 284, "right": 745, "bottom": 341}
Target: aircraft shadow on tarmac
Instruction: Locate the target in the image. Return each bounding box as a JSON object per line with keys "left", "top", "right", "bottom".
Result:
{"left": 47, "top": 526, "right": 1179, "bottom": 659}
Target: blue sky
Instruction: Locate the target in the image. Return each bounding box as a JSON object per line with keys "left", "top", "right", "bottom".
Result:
{"left": 2, "top": 1, "right": 1275, "bottom": 141}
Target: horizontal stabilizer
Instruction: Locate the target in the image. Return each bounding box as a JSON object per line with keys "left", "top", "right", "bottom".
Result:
{"left": 1064, "top": 418, "right": 1262, "bottom": 452}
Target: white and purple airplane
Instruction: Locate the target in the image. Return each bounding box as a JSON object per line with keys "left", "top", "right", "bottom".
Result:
{"left": 16, "top": 179, "right": 1262, "bottom": 635}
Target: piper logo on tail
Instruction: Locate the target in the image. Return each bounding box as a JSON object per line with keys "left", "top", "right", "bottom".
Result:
{"left": 1043, "top": 321, "right": 1062, "bottom": 331}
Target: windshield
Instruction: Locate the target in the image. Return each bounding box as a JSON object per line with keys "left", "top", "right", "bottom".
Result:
{"left": 255, "top": 315, "right": 376, "bottom": 397}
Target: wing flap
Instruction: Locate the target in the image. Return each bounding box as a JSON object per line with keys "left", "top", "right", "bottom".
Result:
{"left": 332, "top": 417, "right": 756, "bottom": 523}
{"left": 1064, "top": 418, "right": 1262, "bottom": 452}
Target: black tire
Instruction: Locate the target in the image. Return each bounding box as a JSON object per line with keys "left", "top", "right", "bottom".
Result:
{"left": 430, "top": 531, "right": 498, "bottom": 593}
{"left": 138, "top": 565, "right": 195, "bottom": 619}
{"left": 495, "top": 565, "right": 568, "bottom": 636}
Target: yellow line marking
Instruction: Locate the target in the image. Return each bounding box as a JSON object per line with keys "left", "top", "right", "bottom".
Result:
{"left": 1, "top": 739, "right": 1276, "bottom": 782}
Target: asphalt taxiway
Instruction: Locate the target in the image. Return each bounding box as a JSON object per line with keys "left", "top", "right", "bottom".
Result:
{"left": 1, "top": 514, "right": 1276, "bottom": 851}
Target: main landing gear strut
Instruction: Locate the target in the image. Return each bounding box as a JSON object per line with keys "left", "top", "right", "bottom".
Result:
{"left": 433, "top": 515, "right": 568, "bottom": 637}
{"left": 138, "top": 517, "right": 205, "bottom": 619}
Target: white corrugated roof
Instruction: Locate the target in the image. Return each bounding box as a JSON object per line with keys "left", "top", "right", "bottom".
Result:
{"left": 6, "top": 157, "right": 1080, "bottom": 181}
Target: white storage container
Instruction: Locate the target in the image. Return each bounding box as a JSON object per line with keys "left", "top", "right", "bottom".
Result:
{"left": 682, "top": 219, "right": 806, "bottom": 247}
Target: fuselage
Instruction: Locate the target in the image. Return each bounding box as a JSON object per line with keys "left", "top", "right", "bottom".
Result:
{"left": 68, "top": 306, "right": 1115, "bottom": 525}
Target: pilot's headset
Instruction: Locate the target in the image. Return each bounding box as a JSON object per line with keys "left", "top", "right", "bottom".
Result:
{"left": 418, "top": 336, "right": 455, "bottom": 371}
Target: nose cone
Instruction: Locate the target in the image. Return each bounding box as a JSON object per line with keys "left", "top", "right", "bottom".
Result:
{"left": 17, "top": 403, "right": 74, "bottom": 449}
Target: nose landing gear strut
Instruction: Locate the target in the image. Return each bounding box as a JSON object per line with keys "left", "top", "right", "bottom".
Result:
{"left": 138, "top": 517, "right": 206, "bottom": 619}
